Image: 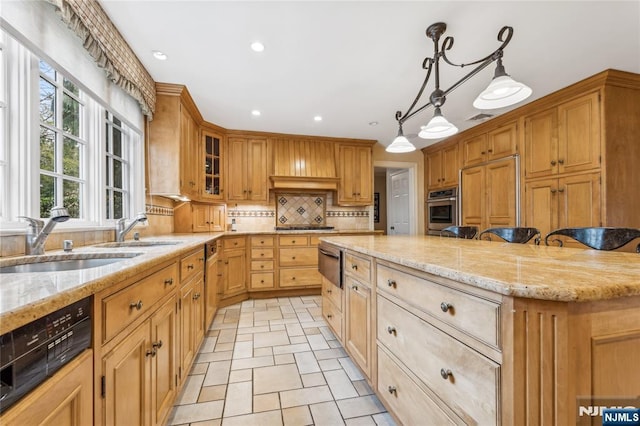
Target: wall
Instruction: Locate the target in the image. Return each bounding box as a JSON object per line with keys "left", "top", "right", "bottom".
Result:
{"left": 374, "top": 174, "right": 387, "bottom": 233}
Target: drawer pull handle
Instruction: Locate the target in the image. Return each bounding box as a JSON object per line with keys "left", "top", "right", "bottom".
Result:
{"left": 152, "top": 340, "right": 163, "bottom": 349}
{"left": 260, "top": 280, "right": 264, "bottom": 284}
{"left": 292, "top": 256, "right": 296, "bottom": 260}
{"left": 146, "top": 349, "right": 156, "bottom": 357}
{"left": 352, "top": 285, "right": 358, "bottom": 291}
{"left": 164, "top": 278, "right": 174, "bottom": 286}
{"left": 440, "top": 302, "right": 452, "bottom": 313}
{"left": 387, "top": 326, "right": 397, "bottom": 335}
{"left": 261, "top": 253, "right": 265, "bottom": 257}
{"left": 187, "top": 264, "right": 194, "bottom": 270}
{"left": 260, "top": 240, "right": 264, "bottom": 244}
{"left": 440, "top": 368, "right": 452, "bottom": 380}
{"left": 551, "top": 160, "right": 557, "bottom": 166}
{"left": 260, "top": 265, "right": 264, "bottom": 268}
{"left": 193, "top": 293, "right": 201, "bottom": 300}
{"left": 351, "top": 264, "right": 358, "bottom": 270}
{"left": 234, "top": 242, "right": 238, "bottom": 245}
{"left": 388, "top": 386, "right": 397, "bottom": 395}
{"left": 327, "top": 289, "right": 332, "bottom": 294}
{"left": 130, "top": 300, "right": 143, "bottom": 311}
{"left": 558, "top": 159, "right": 564, "bottom": 165}
{"left": 327, "top": 314, "right": 333, "bottom": 318}
{"left": 292, "top": 277, "right": 296, "bottom": 280}
{"left": 387, "top": 279, "right": 397, "bottom": 288}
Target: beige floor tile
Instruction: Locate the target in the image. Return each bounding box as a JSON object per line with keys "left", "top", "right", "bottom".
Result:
{"left": 207, "top": 330, "right": 220, "bottom": 337}
{"left": 319, "top": 326, "right": 337, "bottom": 341}
{"left": 307, "top": 334, "right": 330, "bottom": 350}
{"left": 324, "top": 369, "right": 359, "bottom": 400}
{"left": 345, "top": 416, "right": 376, "bottom": 426}
{"left": 300, "top": 320, "right": 328, "bottom": 328}
{"left": 296, "top": 312, "right": 314, "bottom": 322}
{"left": 217, "top": 329, "right": 237, "bottom": 343}
{"left": 372, "top": 412, "right": 397, "bottom": 426}
{"left": 228, "top": 369, "right": 252, "bottom": 383}
{"left": 282, "top": 405, "right": 313, "bottom": 426}
{"left": 235, "top": 333, "right": 253, "bottom": 342}
{"left": 215, "top": 342, "right": 235, "bottom": 352}
{"left": 232, "top": 340, "right": 253, "bottom": 359}
{"left": 352, "top": 380, "right": 374, "bottom": 396}
{"left": 290, "top": 335, "right": 308, "bottom": 344}
{"left": 191, "top": 419, "right": 222, "bottom": 426}
{"left": 306, "top": 307, "right": 322, "bottom": 317}
{"left": 275, "top": 353, "right": 296, "bottom": 365}
{"left": 254, "top": 363, "right": 303, "bottom": 394}
{"left": 280, "top": 305, "right": 295, "bottom": 314}
{"left": 203, "top": 360, "right": 231, "bottom": 386}
{"left": 328, "top": 340, "right": 342, "bottom": 349}
{"left": 169, "top": 400, "right": 224, "bottom": 425}
{"left": 301, "top": 372, "right": 326, "bottom": 387}
{"left": 198, "top": 385, "right": 227, "bottom": 402}
{"left": 336, "top": 395, "right": 386, "bottom": 419}
{"left": 197, "top": 351, "right": 233, "bottom": 363}
{"left": 254, "top": 310, "right": 283, "bottom": 322}
{"left": 210, "top": 322, "right": 236, "bottom": 330}
{"left": 303, "top": 327, "right": 321, "bottom": 335}
{"left": 280, "top": 385, "right": 334, "bottom": 408}
{"left": 294, "top": 351, "right": 321, "bottom": 374}
{"left": 253, "top": 392, "right": 281, "bottom": 413}
{"left": 230, "top": 355, "right": 274, "bottom": 370}
{"left": 190, "top": 363, "right": 209, "bottom": 375}
{"left": 270, "top": 317, "right": 301, "bottom": 325}
{"left": 285, "top": 323, "right": 304, "bottom": 336}
{"left": 310, "top": 401, "right": 345, "bottom": 426}
{"left": 318, "top": 359, "right": 342, "bottom": 371}
{"left": 221, "top": 409, "right": 283, "bottom": 426}
{"left": 254, "top": 330, "right": 291, "bottom": 348}
{"left": 338, "top": 357, "right": 365, "bottom": 381}
{"left": 236, "top": 325, "right": 270, "bottom": 334}
{"left": 200, "top": 337, "right": 218, "bottom": 352}
{"left": 223, "top": 381, "right": 253, "bottom": 417}
{"left": 314, "top": 348, "right": 347, "bottom": 360}
{"left": 270, "top": 324, "right": 286, "bottom": 331}
{"left": 283, "top": 313, "right": 299, "bottom": 319}
{"left": 273, "top": 343, "right": 312, "bottom": 355}
{"left": 254, "top": 347, "right": 273, "bottom": 357}
{"left": 176, "top": 374, "right": 205, "bottom": 405}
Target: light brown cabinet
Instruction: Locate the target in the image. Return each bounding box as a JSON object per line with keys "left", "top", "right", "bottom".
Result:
{"left": 220, "top": 237, "right": 247, "bottom": 298}
{"left": 174, "top": 202, "right": 226, "bottom": 233}
{"left": 0, "top": 350, "right": 93, "bottom": 426}
{"left": 201, "top": 129, "right": 224, "bottom": 200}
{"left": 337, "top": 143, "right": 374, "bottom": 205}
{"left": 226, "top": 137, "right": 268, "bottom": 202}
{"left": 461, "top": 121, "right": 518, "bottom": 167}
{"left": 460, "top": 158, "right": 517, "bottom": 231}
{"left": 178, "top": 249, "right": 205, "bottom": 383}
{"left": 524, "top": 91, "right": 601, "bottom": 179}
{"left": 204, "top": 242, "right": 221, "bottom": 330}
{"left": 249, "top": 236, "right": 275, "bottom": 291}
{"left": 277, "top": 235, "right": 322, "bottom": 289}
{"left": 148, "top": 84, "right": 202, "bottom": 200}
{"left": 321, "top": 275, "right": 344, "bottom": 342}
{"left": 425, "top": 140, "right": 459, "bottom": 189}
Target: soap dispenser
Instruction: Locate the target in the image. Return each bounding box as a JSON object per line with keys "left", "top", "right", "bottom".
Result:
{"left": 231, "top": 218, "right": 237, "bottom": 232}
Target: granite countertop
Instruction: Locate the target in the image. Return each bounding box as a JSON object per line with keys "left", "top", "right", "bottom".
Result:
{"left": 320, "top": 235, "right": 640, "bottom": 303}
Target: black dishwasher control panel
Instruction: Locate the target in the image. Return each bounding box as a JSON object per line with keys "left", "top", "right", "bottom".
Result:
{"left": 0, "top": 296, "right": 92, "bottom": 414}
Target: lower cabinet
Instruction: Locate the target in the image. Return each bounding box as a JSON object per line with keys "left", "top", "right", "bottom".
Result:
{"left": 221, "top": 236, "right": 247, "bottom": 299}
{"left": 0, "top": 349, "right": 93, "bottom": 426}
{"left": 277, "top": 235, "right": 322, "bottom": 289}
{"left": 345, "top": 275, "right": 372, "bottom": 379}
{"left": 321, "top": 276, "right": 343, "bottom": 342}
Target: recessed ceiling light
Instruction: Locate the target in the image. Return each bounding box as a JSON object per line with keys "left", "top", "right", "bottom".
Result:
{"left": 251, "top": 110, "right": 261, "bottom": 116}
{"left": 369, "top": 121, "right": 378, "bottom": 126}
{"left": 314, "top": 116, "right": 323, "bottom": 122}
{"left": 152, "top": 50, "right": 167, "bottom": 60}
{"left": 250, "top": 42, "right": 265, "bottom": 52}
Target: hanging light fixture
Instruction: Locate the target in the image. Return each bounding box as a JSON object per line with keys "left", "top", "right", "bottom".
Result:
{"left": 387, "top": 22, "right": 531, "bottom": 152}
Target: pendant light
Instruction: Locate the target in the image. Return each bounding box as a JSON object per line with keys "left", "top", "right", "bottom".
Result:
{"left": 386, "top": 123, "right": 416, "bottom": 153}
{"left": 473, "top": 58, "right": 532, "bottom": 109}
{"left": 418, "top": 107, "right": 458, "bottom": 139}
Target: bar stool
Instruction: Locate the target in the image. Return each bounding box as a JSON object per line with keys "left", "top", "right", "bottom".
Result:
{"left": 441, "top": 226, "right": 478, "bottom": 239}
{"left": 478, "top": 227, "right": 541, "bottom": 244}
{"left": 544, "top": 227, "right": 640, "bottom": 252}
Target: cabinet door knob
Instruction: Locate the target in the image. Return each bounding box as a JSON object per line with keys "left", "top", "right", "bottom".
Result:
{"left": 260, "top": 280, "right": 264, "bottom": 284}
{"left": 351, "top": 264, "right": 358, "bottom": 271}
{"left": 558, "top": 187, "right": 565, "bottom": 193}
{"left": 152, "top": 340, "right": 163, "bottom": 349}
{"left": 387, "top": 279, "right": 397, "bottom": 288}
{"left": 260, "top": 265, "right": 264, "bottom": 268}
{"left": 130, "top": 300, "right": 143, "bottom": 311}
{"left": 292, "top": 256, "right": 296, "bottom": 260}
{"left": 558, "top": 159, "right": 564, "bottom": 165}
{"left": 327, "top": 289, "right": 332, "bottom": 294}
{"left": 481, "top": 151, "right": 486, "bottom": 155}
{"left": 164, "top": 278, "right": 174, "bottom": 286}
{"left": 487, "top": 149, "right": 493, "bottom": 153}
{"left": 352, "top": 285, "right": 358, "bottom": 291}
{"left": 187, "top": 264, "right": 194, "bottom": 270}
{"left": 292, "top": 277, "right": 296, "bottom": 280}
{"left": 146, "top": 349, "right": 156, "bottom": 357}
{"left": 387, "top": 326, "right": 397, "bottom": 335}
{"left": 292, "top": 240, "right": 296, "bottom": 244}
{"left": 327, "top": 314, "right": 333, "bottom": 318}
{"left": 388, "top": 386, "right": 397, "bottom": 395}
{"left": 550, "top": 189, "right": 557, "bottom": 194}
{"left": 551, "top": 160, "right": 557, "bottom": 166}
{"left": 260, "top": 253, "right": 265, "bottom": 257}
{"left": 440, "top": 368, "right": 452, "bottom": 380}
{"left": 440, "top": 302, "right": 452, "bottom": 313}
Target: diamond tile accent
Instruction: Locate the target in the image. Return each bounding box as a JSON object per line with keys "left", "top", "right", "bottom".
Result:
{"left": 275, "top": 194, "right": 327, "bottom": 226}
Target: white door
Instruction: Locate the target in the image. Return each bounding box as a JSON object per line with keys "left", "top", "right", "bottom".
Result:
{"left": 388, "top": 169, "right": 411, "bottom": 235}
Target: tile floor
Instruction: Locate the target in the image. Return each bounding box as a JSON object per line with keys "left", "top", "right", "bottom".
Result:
{"left": 167, "top": 296, "right": 396, "bottom": 426}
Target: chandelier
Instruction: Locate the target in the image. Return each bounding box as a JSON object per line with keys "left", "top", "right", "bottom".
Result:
{"left": 386, "top": 22, "right": 532, "bottom": 153}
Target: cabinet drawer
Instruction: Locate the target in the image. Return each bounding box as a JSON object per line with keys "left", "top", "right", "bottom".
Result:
{"left": 344, "top": 252, "right": 371, "bottom": 283}
{"left": 251, "top": 248, "right": 274, "bottom": 260}
{"left": 322, "top": 277, "right": 342, "bottom": 312}
{"left": 250, "top": 272, "right": 274, "bottom": 289}
{"left": 322, "top": 296, "right": 343, "bottom": 340}
{"left": 278, "top": 235, "right": 309, "bottom": 246}
{"left": 278, "top": 247, "right": 318, "bottom": 267}
{"left": 251, "top": 236, "right": 274, "bottom": 247}
{"left": 309, "top": 236, "right": 321, "bottom": 246}
{"left": 377, "top": 262, "right": 500, "bottom": 348}
{"left": 279, "top": 268, "right": 321, "bottom": 287}
{"left": 377, "top": 296, "right": 499, "bottom": 425}
{"left": 223, "top": 237, "right": 246, "bottom": 250}
{"left": 251, "top": 260, "right": 274, "bottom": 271}
{"left": 377, "top": 347, "right": 461, "bottom": 426}
{"left": 181, "top": 249, "right": 204, "bottom": 281}
{"left": 103, "top": 263, "right": 178, "bottom": 342}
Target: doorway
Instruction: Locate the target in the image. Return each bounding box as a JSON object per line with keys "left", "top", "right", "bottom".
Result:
{"left": 373, "top": 161, "right": 418, "bottom": 235}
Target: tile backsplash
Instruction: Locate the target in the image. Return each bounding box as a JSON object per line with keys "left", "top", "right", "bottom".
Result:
{"left": 276, "top": 194, "right": 326, "bottom": 226}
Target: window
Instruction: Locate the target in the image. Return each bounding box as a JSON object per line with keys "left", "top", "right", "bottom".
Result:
{"left": 105, "top": 111, "right": 129, "bottom": 220}
{"left": 0, "top": 35, "right": 6, "bottom": 221}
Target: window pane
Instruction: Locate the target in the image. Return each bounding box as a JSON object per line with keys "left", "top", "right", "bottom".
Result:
{"left": 40, "top": 127, "right": 56, "bottom": 172}
{"left": 106, "top": 157, "right": 111, "bottom": 185}
{"left": 113, "top": 127, "right": 122, "bottom": 157}
{"left": 113, "top": 191, "right": 123, "bottom": 219}
{"left": 63, "top": 78, "right": 79, "bottom": 96}
{"left": 39, "top": 60, "right": 55, "bottom": 79}
{"left": 63, "top": 93, "right": 79, "bottom": 136}
{"left": 113, "top": 159, "right": 123, "bottom": 188}
{"left": 63, "top": 137, "right": 80, "bottom": 177}
{"left": 106, "top": 189, "right": 111, "bottom": 220}
{"left": 40, "top": 174, "right": 55, "bottom": 218}
{"left": 39, "top": 77, "right": 55, "bottom": 125}
{"left": 63, "top": 179, "right": 80, "bottom": 218}
{"left": 113, "top": 116, "right": 121, "bottom": 127}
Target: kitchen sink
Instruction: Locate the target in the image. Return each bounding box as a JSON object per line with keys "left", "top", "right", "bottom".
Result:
{"left": 0, "top": 252, "right": 142, "bottom": 273}
{"left": 94, "top": 240, "right": 183, "bottom": 248}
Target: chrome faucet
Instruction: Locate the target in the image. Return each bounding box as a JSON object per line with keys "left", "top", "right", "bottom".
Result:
{"left": 116, "top": 213, "right": 148, "bottom": 242}
{"left": 20, "top": 206, "right": 71, "bottom": 255}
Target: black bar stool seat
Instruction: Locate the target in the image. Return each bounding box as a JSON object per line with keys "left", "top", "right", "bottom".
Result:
{"left": 544, "top": 227, "right": 640, "bottom": 252}
{"left": 478, "top": 227, "right": 541, "bottom": 244}
{"left": 441, "top": 226, "right": 478, "bottom": 239}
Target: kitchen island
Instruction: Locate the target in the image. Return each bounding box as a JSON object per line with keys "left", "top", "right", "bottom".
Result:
{"left": 320, "top": 235, "right": 640, "bottom": 425}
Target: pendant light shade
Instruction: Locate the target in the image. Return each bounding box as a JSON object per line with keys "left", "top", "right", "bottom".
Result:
{"left": 386, "top": 126, "right": 416, "bottom": 153}
{"left": 418, "top": 108, "right": 459, "bottom": 139}
{"left": 473, "top": 59, "right": 532, "bottom": 109}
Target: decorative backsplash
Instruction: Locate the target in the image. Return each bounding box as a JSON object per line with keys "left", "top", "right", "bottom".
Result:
{"left": 276, "top": 194, "right": 327, "bottom": 225}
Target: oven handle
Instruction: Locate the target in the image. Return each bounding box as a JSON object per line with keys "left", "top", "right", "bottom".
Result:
{"left": 427, "top": 197, "right": 457, "bottom": 202}
{"left": 319, "top": 248, "right": 340, "bottom": 260}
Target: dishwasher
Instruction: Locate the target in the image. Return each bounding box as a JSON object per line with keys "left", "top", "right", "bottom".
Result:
{"left": 318, "top": 242, "right": 343, "bottom": 288}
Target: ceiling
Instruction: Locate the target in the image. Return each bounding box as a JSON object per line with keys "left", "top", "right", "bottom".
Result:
{"left": 99, "top": 1, "right": 640, "bottom": 150}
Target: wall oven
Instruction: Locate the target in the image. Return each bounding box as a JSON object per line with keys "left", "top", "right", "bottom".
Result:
{"left": 426, "top": 187, "right": 458, "bottom": 236}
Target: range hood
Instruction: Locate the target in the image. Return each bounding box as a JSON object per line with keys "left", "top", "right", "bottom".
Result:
{"left": 270, "top": 138, "right": 339, "bottom": 191}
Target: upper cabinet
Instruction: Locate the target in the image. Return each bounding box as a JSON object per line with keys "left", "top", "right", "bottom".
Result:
{"left": 424, "top": 139, "right": 459, "bottom": 190}
{"left": 148, "top": 84, "right": 203, "bottom": 200}
{"left": 461, "top": 121, "right": 518, "bottom": 168}
{"left": 201, "top": 128, "right": 224, "bottom": 201}
{"left": 337, "top": 142, "right": 374, "bottom": 206}
{"left": 226, "top": 136, "right": 268, "bottom": 202}
{"left": 524, "top": 91, "right": 601, "bottom": 179}
{"left": 270, "top": 138, "right": 339, "bottom": 190}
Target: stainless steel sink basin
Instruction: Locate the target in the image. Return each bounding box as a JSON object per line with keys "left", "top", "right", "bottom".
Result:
{"left": 94, "top": 240, "right": 183, "bottom": 248}
{"left": 0, "top": 252, "right": 142, "bottom": 273}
